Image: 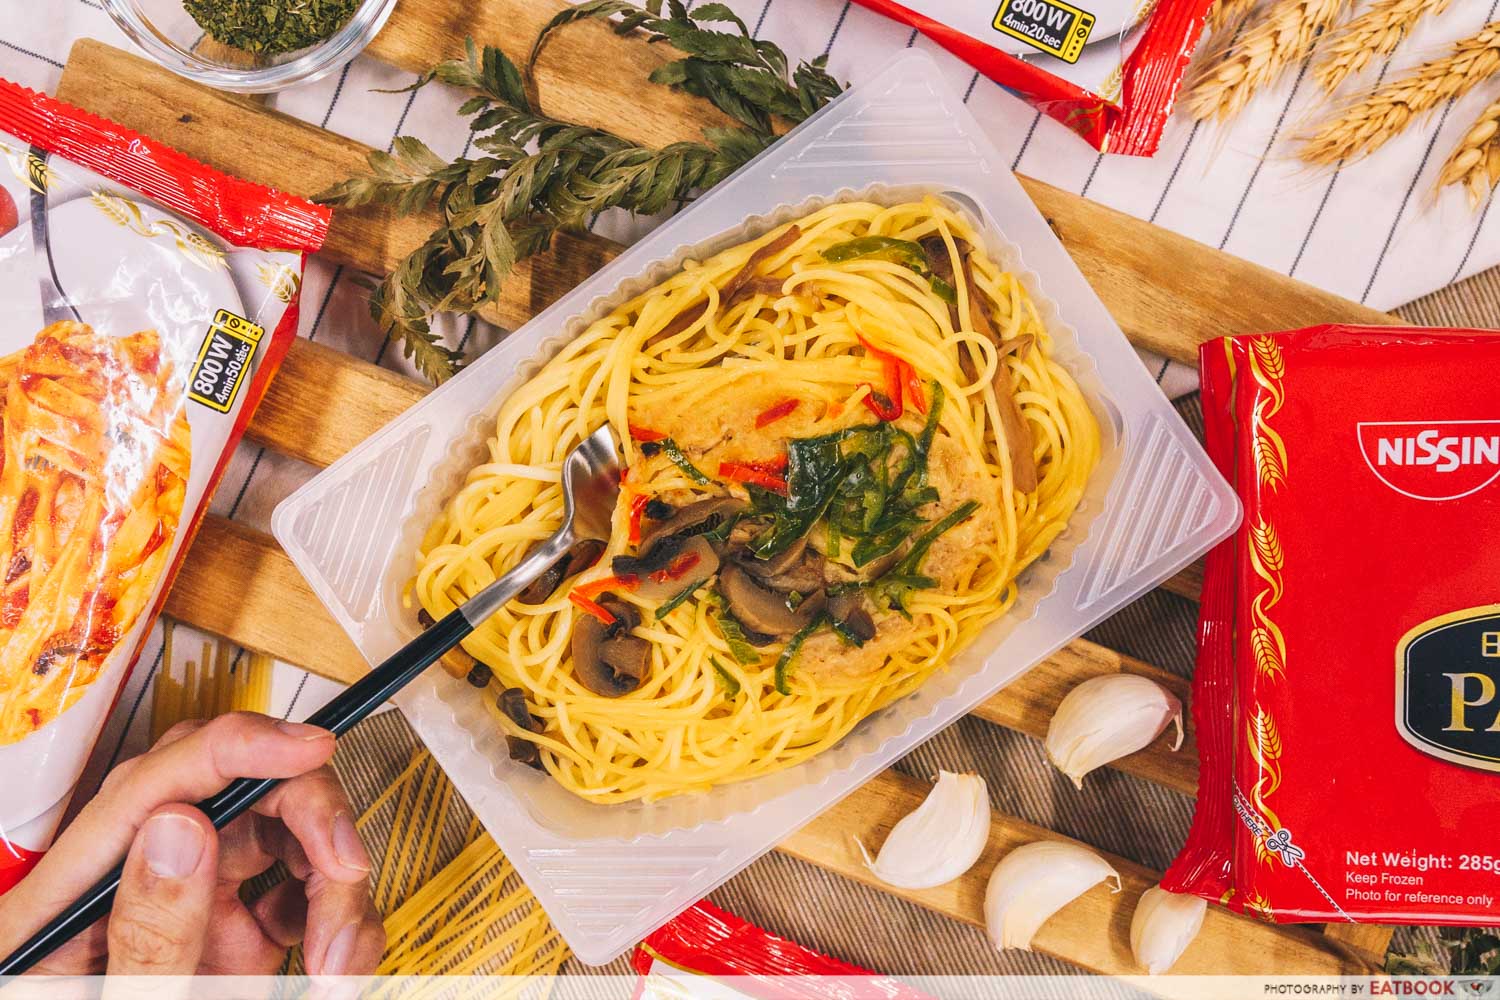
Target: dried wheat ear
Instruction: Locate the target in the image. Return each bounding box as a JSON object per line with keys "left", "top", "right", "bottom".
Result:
{"left": 1184, "top": 0, "right": 1351, "bottom": 123}
{"left": 1210, "top": 0, "right": 1261, "bottom": 32}
{"left": 1437, "top": 99, "right": 1500, "bottom": 207}
{"left": 1312, "top": 0, "right": 1455, "bottom": 93}
{"left": 1301, "top": 21, "right": 1500, "bottom": 164}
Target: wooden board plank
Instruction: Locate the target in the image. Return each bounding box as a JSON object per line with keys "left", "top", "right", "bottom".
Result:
{"left": 60, "top": 38, "right": 1394, "bottom": 372}
{"left": 164, "top": 516, "right": 366, "bottom": 684}
{"left": 57, "top": 40, "right": 616, "bottom": 336}
{"left": 1320, "top": 923, "right": 1397, "bottom": 965}
{"left": 784, "top": 769, "right": 1376, "bottom": 978}
{"left": 169, "top": 515, "right": 1195, "bottom": 793}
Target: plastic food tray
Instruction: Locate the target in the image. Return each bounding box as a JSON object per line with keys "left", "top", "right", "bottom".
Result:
{"left": 273, "top": 51, "right": 1239, "bottom": 965}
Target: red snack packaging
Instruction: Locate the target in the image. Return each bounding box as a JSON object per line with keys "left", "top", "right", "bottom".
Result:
{"left": 0, "top": 79, "right": 327, "bottom": 894}
{"left": 852, "top": 0, "right": 1214, "bottom": 155}
{"left": 1164, "top": 325, "right": 1500, "bottom": 924}
{"left": 633, "top": 900, "right": 928, "bottom": 998}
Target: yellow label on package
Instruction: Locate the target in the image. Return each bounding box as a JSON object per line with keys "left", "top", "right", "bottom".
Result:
{"left": 992, "top": 0, "right": 1095, "bottom": 63}
{"left": 188, "top": 309, "right": 264, "bottom": 413}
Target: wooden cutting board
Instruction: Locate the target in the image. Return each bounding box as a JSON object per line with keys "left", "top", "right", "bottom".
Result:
{"left": 55, "top": 20, "right": 1398, "bottom": 975}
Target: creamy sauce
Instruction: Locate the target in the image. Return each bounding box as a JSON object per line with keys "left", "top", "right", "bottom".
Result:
{"left": 632, "top": 376, "right": 998, "bottom": 681}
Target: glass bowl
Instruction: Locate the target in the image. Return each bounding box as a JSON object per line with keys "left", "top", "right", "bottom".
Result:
{"left": 101, "top": 0, "right": 397, "bottom": 93}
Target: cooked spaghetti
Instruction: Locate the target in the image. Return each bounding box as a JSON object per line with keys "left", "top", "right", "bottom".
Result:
{"left": 412, "top": 198, "right": 1100, "bottom": 803}
{"left": 0, "top": 322, "right": 190, "bottom": 744}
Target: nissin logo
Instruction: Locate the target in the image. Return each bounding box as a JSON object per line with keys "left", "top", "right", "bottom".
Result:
{"left": 1358, "top": 421, "right": 1500, "bottom": 502}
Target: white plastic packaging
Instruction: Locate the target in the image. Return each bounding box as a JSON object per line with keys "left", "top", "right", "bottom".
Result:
{"left": 273, "top": 51, "right": 1238, "bottom": 964}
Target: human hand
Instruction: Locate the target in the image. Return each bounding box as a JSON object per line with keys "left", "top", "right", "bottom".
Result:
{"left": 0, "top": 712, "right": 385, "bottom": 977}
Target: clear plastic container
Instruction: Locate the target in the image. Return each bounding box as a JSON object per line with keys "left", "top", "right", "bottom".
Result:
{"left": 102, "top": 0, "right": 395, "bottom": 93}
{"left": 273, "top": 51, "right": 1240, "bottom": 964}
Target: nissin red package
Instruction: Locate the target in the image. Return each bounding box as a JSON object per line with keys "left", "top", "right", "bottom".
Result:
{"left": 1164, "top": 325, "right": 1500, "bottom": 924}
{"left": 852, "top": 0, "right": 1215, "bottom": 155}
{"left": 0, "top": 79, "right": 327, "bottom": 895}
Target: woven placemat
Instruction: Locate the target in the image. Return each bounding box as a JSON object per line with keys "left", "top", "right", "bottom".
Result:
{"left": 323, "top": 273, "right": 1498, "bottom": 977}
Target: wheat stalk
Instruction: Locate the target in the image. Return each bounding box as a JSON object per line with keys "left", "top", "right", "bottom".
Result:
{"left": 1211, "top": 0, "right": 1261, "bottom": 31}
{"left": 1437, "top": 98, "right": 1500, "bottom": 206}
{"left": 1184, "top": 0, "right": 1351, "bottom": 122}
{"left": 1301, "top": 21, "right": 1500, "bottom": 163}
{"left": 1312, "top": 0, "right": 1454, "bottom": 92}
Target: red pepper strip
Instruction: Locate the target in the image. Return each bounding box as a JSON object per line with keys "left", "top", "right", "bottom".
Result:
{"left": 754, "top": 398, "right": 800, "bottom": 428}
{"left": 719, "top": 461, "right": 788, "bottom": 494}
{"left": 862, "top": 388, "right": 901, "bottom": 422}
{"left": 574, "top": 574, "right": 640, "bottom": 600}
{"left": 739, "top": 454, "right": 788, "bottom": 474}
{"left": 628, "top": 494, "right": 650, "bottom": 545}
{"left": 568, "top": 591, "right": 616, "bottom": 625}
{"left": 629, "top": 425, "right": 667, "bottom": 442}
{"left": 856, "top": 334, "right": 906, "bottom": 422}
{"left": 650, "top": 551, "right": 701, "bottom": 584}
{"left": 904, "top": 362, "right": 927, "bottom": 414}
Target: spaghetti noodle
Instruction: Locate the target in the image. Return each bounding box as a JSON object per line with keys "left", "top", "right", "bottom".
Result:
{"left": 413, "top": 198, "right": 1100, "bottom": 803}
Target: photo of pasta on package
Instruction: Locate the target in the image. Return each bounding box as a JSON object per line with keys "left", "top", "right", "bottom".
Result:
{"left": 0, "top": 77, "right": 327, "bottom": 895}
{"left": 0, "top": 321, "right": 190, "bottom": 744}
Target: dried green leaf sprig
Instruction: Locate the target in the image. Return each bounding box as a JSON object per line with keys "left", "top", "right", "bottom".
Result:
{"left": 317, "top": 6, "right": 842, "bottom": 383}
{"left": 531, "top": 1, "right": 842, "bottom": 133}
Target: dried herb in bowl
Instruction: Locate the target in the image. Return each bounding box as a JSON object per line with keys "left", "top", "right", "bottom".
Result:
{"left": 184, "top": 0, "right": 359, "bottom": 56}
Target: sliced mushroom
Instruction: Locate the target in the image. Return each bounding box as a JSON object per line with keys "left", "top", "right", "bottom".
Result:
{"left": 828, "top": 592, "right": 877, "bottom": 645}
{"left": 719, "top": 563, "right": 825, "bottom": 637}
{"left": 743, "top": 540, "right": 825, "bottom": 595}
{"left": 611, "top": 534, "right": 721, "bottom": 600}
{"left": 721, "top": 225, "right": 801, "bottom": 302}
{"left": 599, "top": 595, "right": 641, "bottom": 632}
{"left": 600, "top": 635, "right": 651, "bottom": 682}
{"left": 726, "top": 274, "right": 786, "bottom": 305}
{"left": 498, "top": 687, "right": 545, "bottom": 768}
{"left": 960, "top": 252, "right": 1037, "bottom": 493}
{"left": 919, "top": 236, "right": 961, "bottom": 289}
{"left": 571, "top": 595, "right": 650, "bottom": 697}
{"left": 638, "top": 496, "right": 746, "bottom": 553}
{"left": 517, "top": 537, "right": 607, "bottom": 605}
{"left": 921, "top": 235, "right": 967, "bottom": 332}
{"left": 744, "top": 535, "right": 807, "bottom": 578}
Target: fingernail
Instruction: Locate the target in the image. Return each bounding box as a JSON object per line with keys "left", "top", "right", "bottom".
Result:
{"left": 321, "top": 921, "right": 359, "bottom": 977}
{"left": 332, "top": 812, "right": 371, "bottom": 873}
{"left": 276, "top": 720, "right": 333, "bottom": 741}
{"left": 142, "top": 814, "right": 206, "bottom": 879}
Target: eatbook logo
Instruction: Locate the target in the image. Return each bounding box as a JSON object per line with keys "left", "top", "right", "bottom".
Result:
{"left": 1357, "top": 420, "right": 1500, "bottom": 501}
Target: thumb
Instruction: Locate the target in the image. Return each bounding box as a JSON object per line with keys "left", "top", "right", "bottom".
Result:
{"left": 105, "top": 805, "right": 218, "bottom": 981}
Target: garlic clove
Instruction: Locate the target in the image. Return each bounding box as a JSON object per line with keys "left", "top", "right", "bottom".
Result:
{"left": 983, "top": 840, "right": 1121, "bottom": 951}
{"left": 860, "top": 771, "right": 990, "bottom": 890}
{"left": 1044, "top": 673, "right": 1184, "bottom": 788}
{"left": 1130, "top": 884, "right": 1207, "bottom": 974}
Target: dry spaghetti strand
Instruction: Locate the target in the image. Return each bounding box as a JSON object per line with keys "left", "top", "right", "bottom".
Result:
{"left": 356, "top": 748, "right": 570, "bottom": 979}
{"left": 150, "top": 631, "right": 273, "bottom": 743}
